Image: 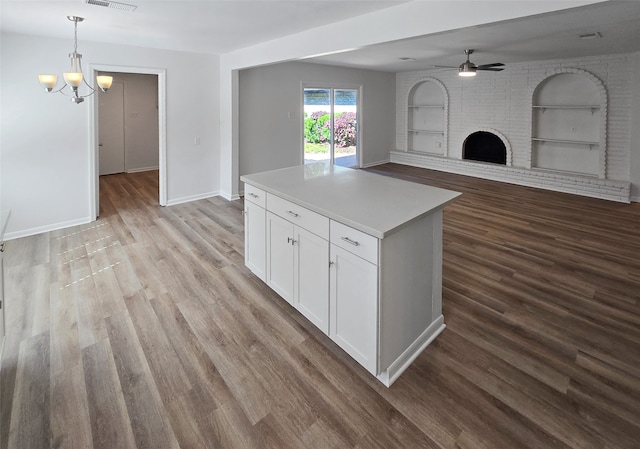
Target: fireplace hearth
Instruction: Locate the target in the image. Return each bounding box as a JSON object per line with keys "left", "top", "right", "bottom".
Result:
{"left": 463, "top": 131, "right": 507, "bottom": 165}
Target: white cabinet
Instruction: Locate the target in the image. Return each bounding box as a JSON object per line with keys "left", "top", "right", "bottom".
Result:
{"left": 295, "top": 226, "right": 329, "bottom": 334}
{"left": 329, "top": 243, "right": 377, "bottom": 374}
{"left": 241, "top": 164, "right": 460, "bottom": 387}
{"left": 265, "top": 194, "right": 330, "bottom": 334}
{"left": 265, "top": 212, "right": 295, "bottom": 303}
{"left": 0, "top": 242, "right": 4, "bottom": 346}
{"left": 0, "top": 210, "right": 9, "bottom": 349}
{"left": 244, "top": 186, "right": 266, "bottom": 281}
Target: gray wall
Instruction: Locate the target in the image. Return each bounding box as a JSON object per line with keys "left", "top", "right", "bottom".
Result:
{"left": 99, "top": 72, "right": 160, "bottom": 172}
{"left": 238, "top": 61, "right": 395, "bottom": 179}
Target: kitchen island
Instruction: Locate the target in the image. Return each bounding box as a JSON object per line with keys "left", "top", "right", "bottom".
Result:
{"left": 241, "top": 163, "right": 460, "bottom": 386}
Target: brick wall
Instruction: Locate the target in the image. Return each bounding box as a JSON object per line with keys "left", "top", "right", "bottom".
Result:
{"left": 394, "top": 53, "right": 636, "bottom": 201}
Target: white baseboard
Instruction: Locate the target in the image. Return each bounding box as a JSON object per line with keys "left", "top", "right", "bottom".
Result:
{"left": 166, "top": 191, "right": 219, "bottom": 206}
{"left": 219, "top": 192, "right": 241, "bottom": 201}
{"left": 126, "top": 166, "right": 159, "bottom": 173}
{"left": 362, "top": 158, "right": 390, "bottom": 169}
{"left": 4, "top": 216, "right": 93, "bottom": 241}
{"left": 390, "top": 151, "right": 631, "bottom": 203}
{"left": 377, "top": 315, "right": 446, "bottom": 387}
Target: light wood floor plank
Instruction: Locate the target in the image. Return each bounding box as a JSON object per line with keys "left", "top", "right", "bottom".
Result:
{"left": 2, "top": 167, "right": 640, "bottom": 449}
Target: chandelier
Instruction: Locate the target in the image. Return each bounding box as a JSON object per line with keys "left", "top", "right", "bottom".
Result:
{"left": 38, "top": 16, "right": 112, "bottom": 104}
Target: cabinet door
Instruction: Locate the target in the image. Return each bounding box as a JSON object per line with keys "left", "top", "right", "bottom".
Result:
{"left": 0, "top": 246, "right": 4, "bottom": 343}
{"left": 329, "top": 244, "right": 378, "bottom": 374}
{"left": 266, "top": 212, "right": 294, "bottom": 304}
{"left": 294, "top": 227, "right": 330, "bottom": 335}
{"left": 244, "top": 201, "right": 266, "bottom": 281}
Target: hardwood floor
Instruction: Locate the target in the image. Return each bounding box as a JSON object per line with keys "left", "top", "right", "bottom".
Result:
{"left": 2, "top": 165, "right": 639, "bottom": 448}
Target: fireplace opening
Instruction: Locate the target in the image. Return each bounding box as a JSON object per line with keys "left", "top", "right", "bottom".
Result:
{"left": 463, "top": 131, "right": 507, "bottom": 165}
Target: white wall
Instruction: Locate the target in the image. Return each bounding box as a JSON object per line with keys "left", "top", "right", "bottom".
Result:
{"left": 395, "top": 53, "right": 638, "bottom": 195}
{"left": 631, "top": 53, "right": 640, "bottom": 201}
{"left": 99, "top": 72, "right": 159, "bottom": 173}
{"left": 238, "top": 61, "right": 395, "bottom": 180}
{"left": 0, "top": 32, "right": 220, "bottom": 239}
{"left": 219, "top": 1, "right": 605, "bottom": 199}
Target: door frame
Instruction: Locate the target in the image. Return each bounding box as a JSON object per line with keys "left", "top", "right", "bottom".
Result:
{"left": 301, "top": 82, "right": 362, "bottom": 168}
{"left": 88, "top": 64, "right": 167, "bottom": 219}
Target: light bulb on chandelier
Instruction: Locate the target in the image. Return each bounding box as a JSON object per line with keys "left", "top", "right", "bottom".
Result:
{"left": 38, "top": 16, "right": 112, "bottom": 104}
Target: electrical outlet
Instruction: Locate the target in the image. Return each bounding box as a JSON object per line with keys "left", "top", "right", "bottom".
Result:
{"left": 194, "top": 137, "right": 201, "bottom": 145}
{"left": 571, "top": 127, "right": 577, "bottom": 133}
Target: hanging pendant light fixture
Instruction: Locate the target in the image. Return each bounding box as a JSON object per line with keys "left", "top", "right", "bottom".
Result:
{"left": 38, "top": 16, "right": 113, "bottom": 104}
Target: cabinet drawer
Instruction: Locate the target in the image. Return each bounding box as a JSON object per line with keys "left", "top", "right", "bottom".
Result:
{"left": 244, "top": 184, "right": 266, "bottom": 208}
{"left": 267, "top": 194, "right": 329, "bottom": 240}
{"left": 330, "top": 221, "right": 378, "bottom": 265}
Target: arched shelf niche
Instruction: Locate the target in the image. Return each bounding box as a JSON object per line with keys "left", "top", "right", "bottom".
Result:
{"left": 406, "top": 78, "right": 448, "bottom": 156}
{"left": 531, "top": 69, "right": 607, "bottom": 178}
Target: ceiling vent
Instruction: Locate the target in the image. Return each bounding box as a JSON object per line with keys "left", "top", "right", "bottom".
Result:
{"left": 85, "top": 0, "right": 137, "bottom": 12}
{"left": 578, "top": 32, "right": 602, "bottom": 40}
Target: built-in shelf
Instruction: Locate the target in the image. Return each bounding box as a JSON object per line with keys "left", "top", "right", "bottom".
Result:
{"left": 409, "top": 129, "right": 444, "bottom": 135}
{"left": 408, "top": 104, "right": 445, "bottom": 109}
{"left": 408, "top": 80, "right": 446, "bottom": 155}
{"left": 532, "top": 137, "right": 599, "bottom": 149}
{"left": 533, "top": 105, "right": 600, "bottom": 114}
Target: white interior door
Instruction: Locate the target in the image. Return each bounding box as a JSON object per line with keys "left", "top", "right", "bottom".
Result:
{"left": 99, "top": 81, "right": 125, "bottom": 175}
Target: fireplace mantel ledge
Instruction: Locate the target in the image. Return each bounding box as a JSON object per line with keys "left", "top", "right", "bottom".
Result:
{"left": 389, "top": 151, "right": 630, "bottom": 203}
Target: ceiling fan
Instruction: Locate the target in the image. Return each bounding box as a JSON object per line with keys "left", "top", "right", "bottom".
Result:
{"left": 435, "top": 49, "right": 505, "bottom": 77}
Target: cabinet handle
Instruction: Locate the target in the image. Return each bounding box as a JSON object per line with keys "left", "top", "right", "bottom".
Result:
{"left": 0, "top": 242, "right": 4, "bottom": 252}
{"left": 341, "top": 236, "right": 360, "bottom": 246}
{"left": 248, "top": 193, "right": 259, "bottom": 198}
{"left": 286, "top": 210, "right": 299, "bottom": 218}
{"left": 287, "top": 237, "right": 297, "bottom": 245}
{"left": 329, "top": 260, "right": 335, "bottom": 267}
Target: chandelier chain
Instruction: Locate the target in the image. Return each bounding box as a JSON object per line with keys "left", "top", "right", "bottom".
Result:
{"left": 73, "top": 19, "right": 78, "bottom": 53}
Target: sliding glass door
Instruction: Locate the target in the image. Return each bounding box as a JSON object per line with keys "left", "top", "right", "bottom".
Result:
{"left": 303, "top": 87, "right": 359, "bottom": 168}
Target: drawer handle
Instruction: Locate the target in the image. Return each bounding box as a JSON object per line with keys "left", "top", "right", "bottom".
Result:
{"left": 248, "top": 193, "right": 259, "bottom": 198}
{"left": 341, "top": 236, "right": 360, "bottom": 247}
{"left": 286, "top": 210, "right": 300, "bottom": 218}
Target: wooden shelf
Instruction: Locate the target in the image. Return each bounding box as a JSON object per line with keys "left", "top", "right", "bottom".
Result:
{"left": 532, "top": 137, "right": 599, "bottom": 149}
{"left": 533, "top": 105, "right": 599, "bottom": 114}
{"left": 408, "top": 104, "right": 444, "bottom": 109}
{"left": 409, "top": 129, "right": 444, "bottom": 135}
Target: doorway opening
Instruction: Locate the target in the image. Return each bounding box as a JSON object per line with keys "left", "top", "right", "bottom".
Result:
{"left": 89, "top": 65, "right": 167, "bottom": 220}
{"left": 98, "top": 73, "right": 159, "bottom": 176}
{"left": 303, "top": 86, "right": 360, "bottom": 168}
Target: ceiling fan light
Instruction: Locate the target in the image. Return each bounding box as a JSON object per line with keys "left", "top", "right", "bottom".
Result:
{"left": 458, "top": 64, "right": 477, "bottom": 77}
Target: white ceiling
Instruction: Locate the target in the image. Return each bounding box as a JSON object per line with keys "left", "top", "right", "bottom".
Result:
{"left": 308, "top": 1, "right": 640, "bottom": 72}
{"left": 2, "top": 1, "right": 640, "bottom": 72}
{"left": 0, "top": 0, "right": 407, "bottom": 55}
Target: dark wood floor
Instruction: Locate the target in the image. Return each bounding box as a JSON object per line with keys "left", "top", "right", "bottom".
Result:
{"left": 1, "top": 165, "right": 639, "bottom": 449}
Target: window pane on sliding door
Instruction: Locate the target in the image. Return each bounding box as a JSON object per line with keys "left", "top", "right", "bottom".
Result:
{"left": 334, "top": 89, "right": 357, "bottom": 168}
{"left": 303, "top": 88, "right": 331, "bottom": 164}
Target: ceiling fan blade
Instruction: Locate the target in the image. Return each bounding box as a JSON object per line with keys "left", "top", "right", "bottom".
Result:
{"left": 432, "top": 65, "right": 458, "bottom": 69}
{"left": 476, "top": 63, "right": 505, "bottom": 69}
{"left": 477, "top": 67, "right": 504, "bottom": 71}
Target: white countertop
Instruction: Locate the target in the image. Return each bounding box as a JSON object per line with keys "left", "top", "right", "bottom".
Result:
{"left": 241, "top": 163, "right": 461, "bottom": 238}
